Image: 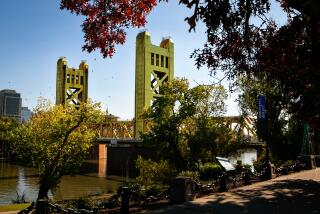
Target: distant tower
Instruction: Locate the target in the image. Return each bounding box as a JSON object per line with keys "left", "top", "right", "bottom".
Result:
{"left": 134, "top": 31, "right": 174, "bottom": 138}
{"left": 56, "top": 57, "right": 89, "bottom": 108}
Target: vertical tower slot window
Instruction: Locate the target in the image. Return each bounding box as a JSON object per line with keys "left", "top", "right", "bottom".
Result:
{"left": 161, "top": 55, "right": 164, "bottom": 67}
{"left": 151, "top": 53, "right": 154, "bottom": 65}
{"left": 156, "top": 54, "right": 159, "bottom": 66}
{"left": 165, "top": 57, "right": 169, "bottom": 68}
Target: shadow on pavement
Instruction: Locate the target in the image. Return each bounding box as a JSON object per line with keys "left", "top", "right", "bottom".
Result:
{"left": 152, "top": 179, "right": 320, "bottom": 214}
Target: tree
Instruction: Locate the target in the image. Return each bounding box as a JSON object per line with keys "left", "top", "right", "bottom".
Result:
{"left": 141, "top": 78, "right": 230, "bottom": 170}
{"left": 141, "top": 78, "right": 192, "bottom": 171}
{"left": 237, "top": 76, "right": 302, "bottom": 160}
{"left": 60, "top": 0, "right": 160, "bottom": 58}
{"left": 0, "top": 117, "right": 18, "bottom": 159}
{"left": 182, "top": 84, "right": 233, "bottom": 164}
{"left": 11, "top": 99, "right": 103, "bottom": 200}
{"left": 0, "top": 117, "right": 18, "bottom": 142}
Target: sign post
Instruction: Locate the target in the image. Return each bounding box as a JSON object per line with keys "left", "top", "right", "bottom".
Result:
{"left": 258, "top": 95, "right": 266, "bottom": 121}
{"left": 216, "top": 157, "right": 236, "bottom": 192}
{"left": 257, "top": 95, "right": 267, "bottom": 141}
{"left": 257, "top": 95, "right": 275, "bottom": 179}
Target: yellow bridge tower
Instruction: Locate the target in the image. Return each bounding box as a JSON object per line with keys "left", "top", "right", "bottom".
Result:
{"left": 134, "top": 31, "right": 174, "bottom": 138}
{"left": 56, "top": 57, "right": 89, "bottom": 107}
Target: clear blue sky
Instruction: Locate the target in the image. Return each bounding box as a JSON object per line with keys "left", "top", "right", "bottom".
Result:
{"left": 0, "top": 0, "right": 286, "bottom": 120}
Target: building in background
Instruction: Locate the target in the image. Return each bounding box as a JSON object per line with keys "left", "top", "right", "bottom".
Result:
{"left": 21, "top": 106, "right": 32, "bottom": 123}
{"left": 0, "top": 89, "right": 22, "bottom": 122}
{"left": 134, "top": 31, "right": 174, "bottom": 138}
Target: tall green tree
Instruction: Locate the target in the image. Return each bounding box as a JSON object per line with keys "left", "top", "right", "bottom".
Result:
{"left": 142, "top": 78, "right": 192, "bottom": 171}
{"left": 11, "top": 99, "right": 103, "bottom": 200}
{"left": 0, "top": 117, "right": 18, "bottom": 159}
{"left": 237, "top": 76, "right": 305, "bottom": 160}
{"left": 142, "top": 78, "right": 230, "bottom": 170}
{"left": 182, "top": 85, "right": 232, "bottom": 164}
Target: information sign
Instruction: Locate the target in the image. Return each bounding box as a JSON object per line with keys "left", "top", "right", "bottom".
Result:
{"left": 216, "top": 157, "right": 236, "bottom": 172}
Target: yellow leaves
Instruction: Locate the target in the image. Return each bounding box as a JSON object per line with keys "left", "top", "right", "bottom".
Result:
{"left": 11, "top": 98, "right": 102, "bottom": 177}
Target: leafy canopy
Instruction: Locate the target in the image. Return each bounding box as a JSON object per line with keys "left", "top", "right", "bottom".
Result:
{"left": 142, "top": 78, "right": 233, "bottom": 170}
{"left": 11, "top": 99, "right": 103, "bottom": 199}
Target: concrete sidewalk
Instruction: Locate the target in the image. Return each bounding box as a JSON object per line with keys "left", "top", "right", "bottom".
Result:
{"left": 151, "top": 168, "right": 320, "bottom": 214}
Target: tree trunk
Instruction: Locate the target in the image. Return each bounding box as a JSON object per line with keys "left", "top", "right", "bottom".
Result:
{"left": 37, "top": 175, "right": 50, "bottom": 200}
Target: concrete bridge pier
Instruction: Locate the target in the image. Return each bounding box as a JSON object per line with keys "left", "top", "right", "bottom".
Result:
{"left": 98, "top": 144, "right": 107, "bottom": 177}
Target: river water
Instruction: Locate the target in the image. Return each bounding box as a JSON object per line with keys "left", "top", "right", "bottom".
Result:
{"left": 0, "top": 162, "right": 123, "bottom": 205}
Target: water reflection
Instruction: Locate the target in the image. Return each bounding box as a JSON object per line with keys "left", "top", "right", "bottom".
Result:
{"left": 0, "top": 162, "right": 123, "bottom": 205}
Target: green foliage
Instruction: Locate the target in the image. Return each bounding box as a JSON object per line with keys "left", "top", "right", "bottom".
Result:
{"left": 177, "top": 171, "right": 200, "bottom": 183}
{"left": 10, "top": 99, "right": 103, "bottom": 199}
{"left": 70, "top": 197, "right": 94, "bottom": 210}
{"left": 0, "top": 117, "right": 18, "bottom": 142}
{"left": 0, "top": 117, "right": 18, "bottom": 159}
{"left": 142, "top": 78, "right": 230, "bottom": 171}
{"left": 237, "top": 76, "right": 307, "bottom": 161}
{"left": 199, "top": 163, "right": 222, "bottom": 181}
{"left": 284, "top": 160, "right": 294, "bottom": 166}
{"left": 185, "top": 116, "right": 234, "bottom": 165}
{"left": 61, "top": 197, "right": 95, "bottom": 211}
{"left": 144, "top": 184, "right": 162, "bottom": 197}
{"left": 135, "top": 156, "right": 176, "bottom": 188}
{"left": 243, "top": 164, "right": 252, "bottom": 171}
{"left": 253, "top": 161, "right": 264, "bottom": 173}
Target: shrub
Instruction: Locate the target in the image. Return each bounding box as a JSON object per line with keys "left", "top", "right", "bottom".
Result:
{"left": 243, "top": 164, "right": 252, "bottom": 171}
{"left": 235, "top": 160, "right": 244, "bottom": 173}
{"left": 135, "top": 156, "right": 176, "bottom": 187}
{"left": 235, "top": 160, "right": 253, "bottom": 173}
{"left": 253, "top": 161, "right": 264, "bottom": 173}
{"left": 62, "top": 197, "right": 94, "bottom": 210}
{"left": 199, "top": 162, "right": 222, "bottom": 180}
{"left": 144, "top": 184, "right": 162, "bottom": 197}
{"left": 177, "top": 171, "right": 200, "bottom": 182}
{"left": 284, "top": 160, "right": 294, "bottom": 166}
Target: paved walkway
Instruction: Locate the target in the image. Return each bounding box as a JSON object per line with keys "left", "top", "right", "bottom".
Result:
{"left": 151, "top": 168, "right": 320, "bottom": 214}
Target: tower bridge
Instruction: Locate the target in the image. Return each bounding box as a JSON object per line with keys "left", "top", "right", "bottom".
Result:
{"left": 56, "top": 32, "right": 257, "bottom": 141}
{"left": 56, "top": 32, "right": 258, "bottom": 177}
{"left": 89, "top": 115, "right": 256, "bottom": 142}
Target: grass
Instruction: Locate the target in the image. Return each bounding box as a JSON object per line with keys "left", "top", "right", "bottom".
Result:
{"left": 0, "top": 203, "right": 30, "bottom": 212}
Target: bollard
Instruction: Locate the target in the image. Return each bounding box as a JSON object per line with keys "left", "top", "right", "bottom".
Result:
{"left": 120, "top": 186, "right": 130, "bottom": 214}
{"left": 218, "top": 172, "right": 228, "bottom": 192}
{"left": 169, "top": 177, "right": 196, "bottom": 204}
{"left": 243, "top": 170, "right": 251, "bottom": 185}
{"left": 262, "top": 162, "right": 276, "bottom": 180}
{"left": 294, "top": 160, "right": 300, "bottom": 172}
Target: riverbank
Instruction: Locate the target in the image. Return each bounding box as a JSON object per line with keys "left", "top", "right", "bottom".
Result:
{"left": 0, "top": 204, "right": 29, "bottom": 213}
{"left": 0, "top": 162, "right": 123, "bottom": 205}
